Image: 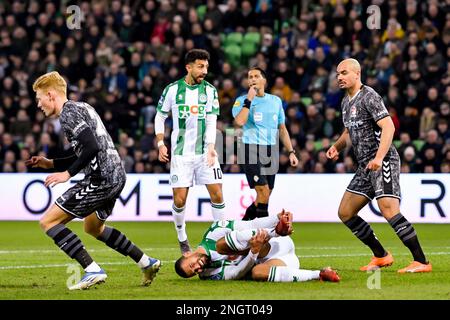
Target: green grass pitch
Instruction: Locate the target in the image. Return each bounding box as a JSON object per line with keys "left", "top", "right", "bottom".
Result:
{"left": 0, "top": 221, "right": 449, "bottom": 300}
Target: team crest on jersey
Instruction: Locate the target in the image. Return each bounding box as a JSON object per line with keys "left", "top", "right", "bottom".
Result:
{"left": 171, "top": 175, "right": 178, "bottom": 183}
{"left": 199, "top": 93, "right": 207, "bottom": 103}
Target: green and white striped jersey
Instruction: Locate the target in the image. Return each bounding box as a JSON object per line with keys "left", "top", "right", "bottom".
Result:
{"left": 157, "top": 78, "right": 220, "bottom": 156}
{"left": 197, "top": 220, "right": 243, "bottom": 280}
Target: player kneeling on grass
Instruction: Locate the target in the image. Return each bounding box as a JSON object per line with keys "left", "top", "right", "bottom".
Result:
{"left": 26, "top": 71, "right": 161, "bottom": 290}
{"left": 174, "top": 211, "right": 340, "bottom": 282}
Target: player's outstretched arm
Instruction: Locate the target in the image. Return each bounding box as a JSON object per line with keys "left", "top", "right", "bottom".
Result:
{"left": 25, "top": 156, "right": 54, "bottom": 169}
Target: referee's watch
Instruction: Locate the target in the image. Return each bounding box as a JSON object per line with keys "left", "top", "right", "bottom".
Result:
{"left": 288, "top": 150, "right": 296, "bottom": 155}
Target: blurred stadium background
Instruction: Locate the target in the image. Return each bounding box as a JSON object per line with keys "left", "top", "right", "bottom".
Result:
{"left": 0, "top": 0, "right": 448, "bottom": 175}
{"left": 0, "top": 0, "right": 449, "bottom": 300}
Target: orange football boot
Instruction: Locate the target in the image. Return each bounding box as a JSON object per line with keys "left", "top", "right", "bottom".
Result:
{"left": 397, "top": 261, "right": 432, "bottom": 273}
{"left": 360, "top": 252, "right": 394, "bottom": 271}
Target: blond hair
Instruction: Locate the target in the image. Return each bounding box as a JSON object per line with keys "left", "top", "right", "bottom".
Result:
{"left": 32, "top": 71, "right": 67, "bottom": 95}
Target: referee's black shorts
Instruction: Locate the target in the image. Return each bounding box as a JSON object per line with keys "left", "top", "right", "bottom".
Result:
{"left": 239, "top": 143, "right": 278, "bottom": 190}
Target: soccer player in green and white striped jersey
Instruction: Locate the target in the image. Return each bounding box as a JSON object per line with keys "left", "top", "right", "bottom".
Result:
{"left": 154, "top": 49, "right": 225, "bottom": 254}
{"left": 174, "top": 211, "right": 340, "bottom": 283}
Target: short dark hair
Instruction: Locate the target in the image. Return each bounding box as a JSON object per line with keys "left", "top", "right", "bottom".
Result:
{"left": 174, "top": 256, "right": 190, "bottom": 278}
{"left": 248, "top": 67, "right": 267, "bottom": 79}
{"left": 185, "top": 49, "right": 210, "bottom": 65}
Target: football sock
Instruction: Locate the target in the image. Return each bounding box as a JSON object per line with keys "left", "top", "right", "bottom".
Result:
{"left": 97, "top": 226, "right": 144, "bottom": 263}
{"left": 256, "top": 203, "right": 269, "bottom": 218}
{"left": 46, "top": 224, "right": 93, "bottom": 269}
{"left": 211, "top": 202, "right": 225, "bottom": 221}
{"left": 242, "top": 202, "right": 257, "bottom": 220}
{"left": 268, "top": 267, "right": 320, "bottom": 282}
{"left": 172, "top": 203, "right": 187, "bottom": 242}
{"left": 344, "top": 216, "right": 386, "bottom": 258}
{"left": 85, "top": 262, "right": 102, "bottom": 273}
{"left": 234, "top": 214, "right": 279, "bottom": 230}
{"left": 388, "top": 213, "right": 427, "bottom": 264}
{"left": 137, "top": 253, "right": 151, "bottom": 269}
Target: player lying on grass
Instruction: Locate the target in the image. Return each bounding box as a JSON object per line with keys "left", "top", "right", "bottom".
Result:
{"left": 174, "top": 211, "right": 340, "bottom": 282}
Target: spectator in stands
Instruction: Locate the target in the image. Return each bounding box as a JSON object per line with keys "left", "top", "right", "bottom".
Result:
{"left": 0, "top": 0, "right": 447, "bottom": 174}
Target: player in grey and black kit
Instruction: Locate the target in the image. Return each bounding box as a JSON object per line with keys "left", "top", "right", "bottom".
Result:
{"left": 326, "top": 59, "right": 431, "bottom": 273}
{"left": 26, "top": 72, "right": 161, "bottom": 289}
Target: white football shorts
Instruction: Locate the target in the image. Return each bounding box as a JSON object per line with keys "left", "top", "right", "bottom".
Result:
{"left": 257, "top": 236, "right": 300, "bottom": 269}
{"left": 170, "top": 154, "right": 223, "bottom": 187}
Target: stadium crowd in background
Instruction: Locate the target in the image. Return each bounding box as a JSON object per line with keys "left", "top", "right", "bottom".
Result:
{"left": 0, "top": 0, "right": 449, "bottom": 174}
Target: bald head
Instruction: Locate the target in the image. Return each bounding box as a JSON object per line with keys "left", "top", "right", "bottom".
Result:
{"left": 338, "top": 58, "right": 361, "bottom": 73}
{"left": 336, "top": 58, "right": 362, "bottom": 92}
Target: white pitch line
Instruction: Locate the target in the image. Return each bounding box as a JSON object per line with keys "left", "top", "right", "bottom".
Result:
{"left": 1, "top": 252, "right": 449, "bottom": 270}
{"left": 0, "top": 247, "right": 180, "bottom": 254}
{"left": 299, "top": 251, "right": 450, "bottom": 258}
{"left": 1, "top": 246, "right": 449, "bottom": 255}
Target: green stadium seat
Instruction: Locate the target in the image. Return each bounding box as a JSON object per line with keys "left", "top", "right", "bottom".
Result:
{"left": 393, "top": 140, "right": 401, "bottom": 148}
{"left": 314, "top": 140, "right": 323, "bottom": 151}
{"left": 241, "top": 42, "right": 258, "bottom": 62}
{"left": 301, "top": 97, "right": 312, "bottom": 106}
{"left": 413, "top": 140, "right": 425, "bottom": 151}
{"left": 196, "top": 5, "right": 207, "bottom": 21}
{"left": 243, "top": 32, "right": 261, "bottom": 46}
{"left": 225, "top": 32, "right": 243, "bottom": 46}
{"left": 224, "top": 44, "right": 242, "bottom": 68}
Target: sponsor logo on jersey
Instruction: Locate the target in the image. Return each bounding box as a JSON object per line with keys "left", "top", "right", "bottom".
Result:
{"left": 345, "top": 119, "right": 364, "bottom": 128}
{"left": 177, "top": 104, "right": 206, "bottom": 119}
